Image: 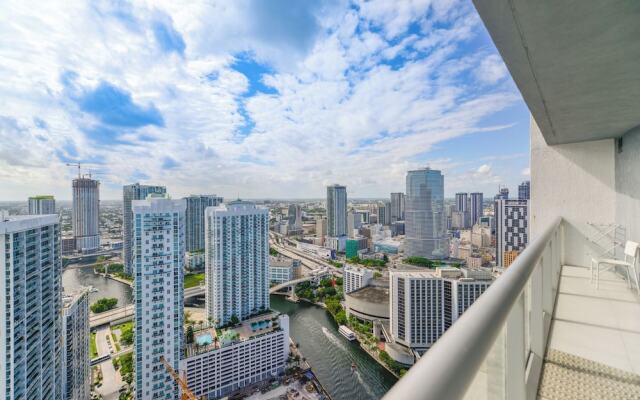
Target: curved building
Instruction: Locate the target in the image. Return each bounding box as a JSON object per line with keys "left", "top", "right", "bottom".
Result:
{"left": 404, "top": 168, "right": 448, "bottom": 259}
{"left": 345, "top": 285, "right": 389, "bottom": 322}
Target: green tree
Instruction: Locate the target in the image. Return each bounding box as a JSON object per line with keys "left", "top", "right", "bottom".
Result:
{"left": 230, "top": 314, "right": 239, "bottom": 325}
{"left": 186, "top": 325, "right": 194, "bottom": 344}
{"left": 90, "top": 298, "right": 118, "bottom": 313}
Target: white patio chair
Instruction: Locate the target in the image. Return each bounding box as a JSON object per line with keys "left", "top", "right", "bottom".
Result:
{"left": 591, "top": 240, "right": 639, "bottom": 294}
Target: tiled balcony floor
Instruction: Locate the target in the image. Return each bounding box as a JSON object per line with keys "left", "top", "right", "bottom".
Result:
{"left": 539, "top": 265, "right": 640, "bottom": 399}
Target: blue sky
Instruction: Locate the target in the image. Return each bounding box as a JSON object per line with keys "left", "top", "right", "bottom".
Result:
{"left": 0, "top": 0, "right": 530, "bottom": 200}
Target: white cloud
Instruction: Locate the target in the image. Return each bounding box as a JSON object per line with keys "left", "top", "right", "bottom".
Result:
{"left": 0, "top": 0, "right": 522, "bottom": 200}
{"left": 521, "top": 167, "right": 531, "bottom": 176}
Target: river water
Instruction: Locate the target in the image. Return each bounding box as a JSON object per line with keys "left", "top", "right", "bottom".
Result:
{"left": 62, "top": 267, "right": 396, "bottom": 399}
{"left": 271, "top": 296, "right": 396, "bottom": 400}
{"left": 62, "top": 266, "right": 133, "bottom": 305}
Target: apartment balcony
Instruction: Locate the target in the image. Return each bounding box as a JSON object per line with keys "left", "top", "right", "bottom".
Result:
{"left": 384, "top": 1, "right": 640, "bottom": 399}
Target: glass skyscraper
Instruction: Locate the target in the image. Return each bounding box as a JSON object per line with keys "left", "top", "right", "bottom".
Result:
{"left": 326, "top": 184, "right": 347, "bottom": 237}
{"left": 0, "top": 215, "right": 62, "bottom": 399}
{"left": 72, "top": 177, "right": 100, "bottom": 252}
{"left": 184, "top": 194, "right": 223, "bottom": 252}
{"left": 405, "top": 168, "right": 448, "bottom": 259}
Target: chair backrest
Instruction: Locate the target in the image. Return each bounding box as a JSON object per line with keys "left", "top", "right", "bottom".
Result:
{"left": 624, "top": 241, "right": 639, "bottom": 261}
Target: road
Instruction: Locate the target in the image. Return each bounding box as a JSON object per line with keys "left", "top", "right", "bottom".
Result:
{"left": 90, "top": 305, "right": 134, "bottom": 328}
{"left": 94, "top": 326, "right": 123, "bottom": 400}
{"left": 269, "top": 233, "right": 342, "bottom": 276}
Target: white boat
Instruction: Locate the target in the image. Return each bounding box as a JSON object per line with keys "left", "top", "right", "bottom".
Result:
{"left": 338, "top": 325, "right": 356, "bottom": 341}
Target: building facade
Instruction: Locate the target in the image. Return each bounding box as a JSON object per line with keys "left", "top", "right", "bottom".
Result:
{"left": 326, "top": 184, "right": 347, "bottom": 237}
{"left": 377, "top": 201, "right": 391, "bottom": 226}
{"left": 185, "top": 195, "right": 223, "bottom": 253}
{"left": 123, "top": 183, "right": 167, "bottom": 274}
{"left": 518, "top": 181, "right": 530, "bottom": 200}
{"left": 389, "top": 268, "right": 492, "bottom": 358}
{"left": 495, "top": 199, "right": 529, "bottom": 267}
{"left": 469, "top": 192, "right": 483, "bottom": 226}
{"left": 344, "top": 264, "right": 374, "bottom": 294}
{"left": 72, "top": 177, "right": 100, "bottom": 252}
{"left": 269, "top": 256, "right": 301, "bottom": 283}
{"left": 405, "top": 168, "right": 448, "bottom": 259}
{"left": 205, "top": 201, "right": 269, "bottom": 326}
{"left": 0, "top": 215, "right": 62, "bottom": 399}
{"left": 390, "top": 192, "right": 405, "bottom": 222}
{"left": 61, "top": 289, "right": 90, "bottom": 400}
{"left": 28, "top": 195, "right": 55, "bottom": 215}
{"left": 132, "top": 196, "right": 186, "bottom": 400}
{"left": 180, "top": 315, "right": 289, "bottom": 399}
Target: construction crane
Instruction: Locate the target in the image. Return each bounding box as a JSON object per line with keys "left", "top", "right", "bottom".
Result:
{"left": 66, "top": 162, "right": 82, "bottom": 179}
{"left": 159, "top": 356, "right": 202, "bottom": 400}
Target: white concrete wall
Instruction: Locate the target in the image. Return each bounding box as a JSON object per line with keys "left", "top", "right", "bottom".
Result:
{"left": 615, "top": 126, "right": 640, "bottom": 244}
{"left": 530, "top": 117, "right": 616, "bottom": 266}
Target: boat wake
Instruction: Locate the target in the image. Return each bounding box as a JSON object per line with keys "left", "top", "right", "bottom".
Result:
{"left": 321, "top": 327, "right": 348, "bottom": 351}
{"left": 353, "top": 369, "right": 377, "bottom": 398}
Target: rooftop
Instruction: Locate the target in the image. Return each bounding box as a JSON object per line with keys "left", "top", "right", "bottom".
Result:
{"left": 346, "top": 286, "right": 389, "bottom": 305}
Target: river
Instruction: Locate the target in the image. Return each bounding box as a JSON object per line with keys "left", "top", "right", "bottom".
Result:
{"left": 62, "top": 266, "right": 133, "bottom": 305}
{"left": 271, "top": 296, "right": 396, "bottom": 400}
{"left": 62, "top": 267, "right": 396, "bottom": 399}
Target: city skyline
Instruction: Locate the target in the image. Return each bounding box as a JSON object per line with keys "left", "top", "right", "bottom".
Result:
{"left": 1, "top": 0, "right": 530, "bottom": 201}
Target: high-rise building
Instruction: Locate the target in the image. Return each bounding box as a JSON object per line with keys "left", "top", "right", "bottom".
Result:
{"left": 494, "top": 186, "right": 509, "bottom": 200}
{"left": 123, "top": 183, "right": 166, "bottom": 274}
{"left": 28, "top": 195, "right": 55, "bottom": 214}
{"left": 132, "top": 195, "right": 186, "bottom": 400}
{"left": 185, "top": 195, "right": 223, "bottom": 253}
{"left": 390, "top": 192, "right": 405, "bottom": 222}
{"left": 72, "top": 177, "right": 100, "bottom": 253}
{"left": 205, "top": 200, "right": 269, "bottom": 326}
{"left": 0, "top": 214, "right": 62, "bottom": 399}
{"left": 495, "top": 199, "right": 529, "bottom": 267}
{"left": 326, "top": 184, "right": 347, "bottom": 237}
{"left": 287, "top": 204, "right": 302, "bottom": 229}
{"left": 518, "top": 181, "right": 530, "bottom": 200}
{"left": 388, "top": 268, "right": 492, "bottom": 361}
{"left": 377, "top": 201, "right": 391, "bottom": 225}
{"left": 316, "top": 216, "right": 327, "bottom": 245}
{"left": 61, "top": 289, "right": 90, "bottom": 400}
{"left": 455, "top": 193, "right": 469, "bottom": 228}
{"left": 469, "top": 192, "right": 483, "bottom": 226}
{"left": 405, "top": 168, "right": 448, "bottom": 259}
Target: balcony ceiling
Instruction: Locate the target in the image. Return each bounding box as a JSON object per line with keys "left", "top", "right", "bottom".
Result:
{"left": 473, "top": 0, "right": 640, "bottom": 145}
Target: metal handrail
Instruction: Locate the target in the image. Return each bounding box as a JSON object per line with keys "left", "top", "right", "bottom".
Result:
{"left": 382, "top": 217, "right": 562, "bottom": 400}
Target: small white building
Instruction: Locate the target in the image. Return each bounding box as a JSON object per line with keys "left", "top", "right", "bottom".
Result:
{"left": 343, "top": 264, "right": 374, "bottom": 294}
{"left": 269, "top": 256, "right": 301, "bottom": 283}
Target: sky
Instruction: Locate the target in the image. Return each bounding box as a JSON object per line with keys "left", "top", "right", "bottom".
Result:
{"left": 0, "top": 0, "right": 531, "bottom": 201}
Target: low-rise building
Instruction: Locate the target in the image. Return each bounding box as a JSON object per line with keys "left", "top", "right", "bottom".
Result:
{"left": 180, "top": 313, "right": 290, "bottom": 399}
{"left": 186, "top": 251, "right": 205, "bottom": 271}
{"left": 269, "top": 256, "right": 301, "bottom": 283}
{"left": 345, "top": 285, "right": 389, "bottom": 322}
{"left": 344, "top": 264, "right": 374, "bottom": 294}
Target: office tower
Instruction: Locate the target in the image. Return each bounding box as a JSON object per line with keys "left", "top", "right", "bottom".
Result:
{"left": 390, "top": 192, "right": 405, "bottom": 222}
{"left": 405, "top": 168, "right": 448, "bottom": 259}
{"left": 28, "top": 195, "right": 55, "bottom": 214}
{"left": 388, "top": 268, "right": 492, "bottom": 358}
{"left": 205, "top": 200, "right": 269, "bottom": 326}
{"left": 316, "top": 216, "right": 327, "bottom": 245}
{"left": 494, "top": 186, "right": 509, "bottom": 200}
{"left": 270, "top": 257, "right": 301, "bottom": 283}
{"left": 518, "top": 181, "right": 530, "bottom": 200}
{"left": 132, "top": 195, "right": 186, "bottom": 400}
{"left": 469, "top": 192, "right": 483, "bottom": 226}
{"left": 495, "top": 199, "right": 529, "bottom": 267}
{"left": 61, "top": 289, "right": 90, "bottom": 400}
{"left": 123, "top": 183, "right": 166, "bottom": 274}
{"left": 344, "top": 264, "right": 374, "bottom": 294}
{"left": 326, "top": 184, "right": 347, "bottom": 237}
{"left": 377, "top": 201, "right": 391, "bottom": 225}
{"left": 0, "top": 214, "right": 62, "bottom": 399}
{"left": 455, "top": 193, "right": 469, "bottom": 228}
{"left": 287, "top": 204, "right": 302, "bottom": 229}
{"left": 72, "top": 177, "right": 100, "bottom": 252}
{"left": 355, "top": 210, "right": 370, "bottom": 224}
{"left": 185, "top": 194, "right": 224, "bottom": 252}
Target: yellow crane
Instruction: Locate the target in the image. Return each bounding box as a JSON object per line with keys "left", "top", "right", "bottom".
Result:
{"left": 159, "top": 356, "right": 202, "bottom": 400}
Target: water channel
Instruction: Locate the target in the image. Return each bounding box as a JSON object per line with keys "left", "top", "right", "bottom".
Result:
{"left": 62, "top": 267, "right": 396, "bottom": 400}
